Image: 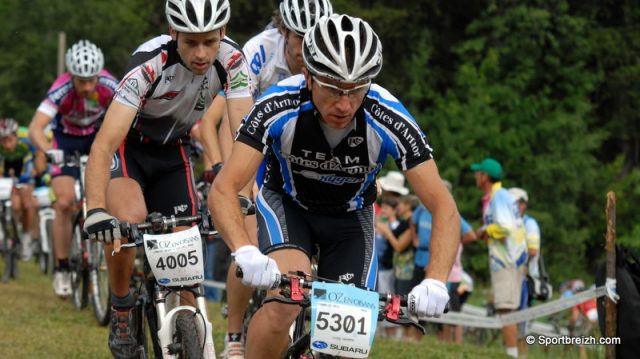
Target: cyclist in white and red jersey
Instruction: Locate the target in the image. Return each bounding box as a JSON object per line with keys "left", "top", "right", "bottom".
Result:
{"left": 28, "top": 39, "right": 117, "bottom": 298}
{"left": 210, "top": 14, "right": 460, "bottom": 359}
{"left": 82, "top": 1, "right": 253, "bottom": 357}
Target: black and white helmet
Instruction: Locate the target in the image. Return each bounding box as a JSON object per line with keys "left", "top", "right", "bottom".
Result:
{"left": 65, "top": 40, "right": 104, "bottom": 78}
{"left": 303, "top": 14, "right": 382, "bottom": 83}
{"left": 280, "top": 0, "right": 333, "bottom": 36}
{"left": 166, "top": 0, "right": 230, "bottom": 33}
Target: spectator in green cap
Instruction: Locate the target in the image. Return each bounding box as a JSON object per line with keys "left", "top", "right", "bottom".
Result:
{"left": 470, "top": 157, "right": 503, "bottom": 181}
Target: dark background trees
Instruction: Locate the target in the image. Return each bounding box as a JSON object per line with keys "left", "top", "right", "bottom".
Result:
{"left": 1, "top": 0, "right": 638, "bottom": 283}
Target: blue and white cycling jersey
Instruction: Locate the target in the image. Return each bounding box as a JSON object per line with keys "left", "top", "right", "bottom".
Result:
{"left": 243, "top": 28, "right": 293, "bottom": 99}
{"left": 236, "top": 75, "right": 433, "bottom": 214}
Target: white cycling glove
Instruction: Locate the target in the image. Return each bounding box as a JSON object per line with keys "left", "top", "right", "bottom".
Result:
{"left": 232, "top": 245, "right": 281, "bottom": 290}
{"left": 408, "top": 278, "right": 450, "bottom": 318}
{"left": 46, "top": 149, "right": 65, "bottom": 165}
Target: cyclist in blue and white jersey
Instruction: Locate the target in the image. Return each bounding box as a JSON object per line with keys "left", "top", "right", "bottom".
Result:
{"left": 210, "top": 14, "right": 460, "bottom": 358}
{"left": 215, "top": 2, "right": 334, "bottom": 357}
{"left": 82, "top": 1, "right": 253, "bottom": 357}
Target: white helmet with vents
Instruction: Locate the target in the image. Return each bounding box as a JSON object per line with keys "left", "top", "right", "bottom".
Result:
{"left": 0, "top": 118, "right": 18, "bottom": 137}
{"left": 166, "top": 0, "right": 230, "bottom": 33}
{"left": 303, "top": 14, "right": 382, "bottom": 83}
{"left": 65, "top": 40, "right": 104, "bottom": 78}
{"left": 280, "top": 0, "right": 333, "bottom": 36}
{"left": 508, "top": 187, "right": 529, "bottom": 203}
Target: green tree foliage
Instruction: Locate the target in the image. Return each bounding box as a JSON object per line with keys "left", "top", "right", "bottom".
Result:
{"left": 568, "top": 0, "right": 640, "bottom": 253}
{"left": 413, "top": 0, "right": 604, "bottom": 281}
{"left": 0, "top": 0, "right": 155, "bottom": 123}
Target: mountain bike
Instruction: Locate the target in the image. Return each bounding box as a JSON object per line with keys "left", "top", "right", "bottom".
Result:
{"left": 47, "top": 152, "right": 109, "bottom": 324}
{"left": 0, "top": 177, "right": 21, "bottom": 283}
{"left": 33, "top": 185, "right": 55, "bottom": 275}
{"left": 238, "top": 270, "right": 426, "bottom": 359}
{"left": 116, "top": 210, "right": 219, "bottom": 358}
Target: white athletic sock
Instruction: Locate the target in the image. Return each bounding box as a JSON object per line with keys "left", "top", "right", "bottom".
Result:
{"left": 506, "top": 347, "right": 518, "bottom": 358}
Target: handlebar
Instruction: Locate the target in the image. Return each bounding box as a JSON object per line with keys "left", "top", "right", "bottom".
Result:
{"left": 113, "top": 211, "right": 220, "bottom": 254}
{"left": 45, "top": 151, "right": 88, "bottom": 167}
{"left": 235, "top": 269, "right": 427, "bottom": 334}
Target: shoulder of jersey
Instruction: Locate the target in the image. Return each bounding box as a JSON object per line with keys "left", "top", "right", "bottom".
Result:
{"left": 366, "top": 84, "right": 400, "bottom": 103}
{"left": 276, "top": 74, "right": 305, "bottom": 89}
{"left": 244, "top": 28, "right": 281, "bottom": 52}
{"left": 133, "top": 34, "right": 172, "bottom": 54}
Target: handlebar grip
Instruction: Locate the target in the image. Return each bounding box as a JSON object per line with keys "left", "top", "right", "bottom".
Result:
{"left": 235, "top": 266, "right": 243, "bottom": 279}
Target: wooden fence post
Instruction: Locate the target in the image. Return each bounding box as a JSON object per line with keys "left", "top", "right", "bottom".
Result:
{"left": 605, "top": 191, "right": 616, "bottom": 359}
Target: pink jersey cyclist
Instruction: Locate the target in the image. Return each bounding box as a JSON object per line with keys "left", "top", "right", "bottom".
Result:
{"left": 37, "top": 70, "right": 117, "bottom": 137}
{"left": 28, "top": 39, "right": 117, "bottom": 299}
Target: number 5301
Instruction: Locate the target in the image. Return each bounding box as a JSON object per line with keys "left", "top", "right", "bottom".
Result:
{"left": 315, "top": 311, "right": 367, "bottom": 335}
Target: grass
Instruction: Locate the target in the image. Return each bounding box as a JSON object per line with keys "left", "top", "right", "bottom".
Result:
{"left": 0, "top": 260, "right": 601, "bottom": 358}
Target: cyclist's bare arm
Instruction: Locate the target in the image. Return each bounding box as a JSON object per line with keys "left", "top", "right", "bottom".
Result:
{"left": 28, "top": 111, "right": 53, "bottom": 151}
{"left": 225, "top": 97, "right": 253, "bottom": 135}
{"left": 225, "top": 96, "right": 256, "bottom": 198}
{"left": 197, "top": 94, "right": 226, "bottom": 166}
{"left": 405, "top": 160, "right": 460, "bottom": 284}
{"left": 209, "top": 141, "right": 263, "bottom": 251}
{"left": 85, "top": 101, "right": 138, "bottom": 211}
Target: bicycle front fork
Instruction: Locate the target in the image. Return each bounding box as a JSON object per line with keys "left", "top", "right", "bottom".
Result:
{"left": 154, "top": 284, "right": 216, "bottom": 358}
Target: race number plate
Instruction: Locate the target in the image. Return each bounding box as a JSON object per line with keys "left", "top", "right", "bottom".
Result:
{"left": 0, "top": 178, "right": 13, "bottom": 200}
{"left": 310, "top": 282, "right": 378, "bottom": 358}
{"left": 143, "top": 225, "right": 205, "bottom": 286}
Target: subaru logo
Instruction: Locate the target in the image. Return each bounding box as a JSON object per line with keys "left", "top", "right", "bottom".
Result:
{"left": 312, "top": 341, "right": 328, "bottom": 349}
{"left": 158, "top": 278, "right": 171, "bottom": 285}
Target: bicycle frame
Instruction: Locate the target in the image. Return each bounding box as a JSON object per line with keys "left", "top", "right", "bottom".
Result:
{"left": 120, "top": 213, "right": 218, "bottom": 358}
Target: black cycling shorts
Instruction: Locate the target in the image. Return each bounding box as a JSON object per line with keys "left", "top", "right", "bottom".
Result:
{"left": 110, "top": 137, "right": 198, "bottom": 217}
{"left": 256, "top": 187, "right": 376, "bottom": 290}
{"left": 51, "top": 130, "right": 95, "bottom": 179}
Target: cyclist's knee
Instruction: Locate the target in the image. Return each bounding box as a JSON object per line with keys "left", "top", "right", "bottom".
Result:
{"left": 54, "top": 195, "right": 75, "bottom": 214}
{"left": 112, "top": 209, "right": 146, "bottom": 225}
{"left": 260, "top": 302, "right": 301, "bottom": 331}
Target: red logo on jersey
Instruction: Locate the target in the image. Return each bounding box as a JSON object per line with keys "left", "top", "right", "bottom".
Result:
{"left": 227, "top": 52, "right": 243, "bottom": 70}
{"left": 153, "top": 91, "right": 180, "bottom": 101}
{"left": 141, "top": 64, "right": 156, "bottom": 84}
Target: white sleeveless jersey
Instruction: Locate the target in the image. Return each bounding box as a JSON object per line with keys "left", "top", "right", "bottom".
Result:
{"left": 243, "top": 28, "right": 293, "bottom": 98}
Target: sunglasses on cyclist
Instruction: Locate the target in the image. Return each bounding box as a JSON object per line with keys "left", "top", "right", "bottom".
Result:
{"left": 312, "top": 76, "right": 371, "bottom": 99}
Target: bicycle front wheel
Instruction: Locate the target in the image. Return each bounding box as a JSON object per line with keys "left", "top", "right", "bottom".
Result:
{"left": 38, "top": 217, "right": 55, "bottom": 275}
{"left": 172, "top": 310, "right": 203, "bottom": 359}
{"left": 89, "top": 239, "right": 111, "bottom": 325}
{"left": 70, "top": 223, "right": 88, "bottom": 309}
{"left": 2, "top": 216, "right": 19, "bottom": 283}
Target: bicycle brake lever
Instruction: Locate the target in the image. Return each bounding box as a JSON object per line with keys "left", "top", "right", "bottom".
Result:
{"left": 383, "top": 294, "right": 402, "bottom": 321}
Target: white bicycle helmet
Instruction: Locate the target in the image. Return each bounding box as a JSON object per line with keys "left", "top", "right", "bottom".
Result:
{"left": 65, "top": 40, "right": 104, "bottom": 78}
{"left": 280, "top": 0, "right": 333, "bottom": 36}
{"left": 303, "top": 14, "right": 382, "bottom": 83}
{"left": 0, "top": 118, "right": 18, "bottom": 137}
{"left": 166, "top": 0, "right": 230, "bottom": 33}
{"left": 508, "top": 187, "right": 528, "bottom": 202}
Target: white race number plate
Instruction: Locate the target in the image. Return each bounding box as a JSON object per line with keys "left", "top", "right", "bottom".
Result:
{"left": 143, "top": 225, "right": 204, "bottom": 286}
{"left": 310, "top": 282, "right": 378, "bottom": 358}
